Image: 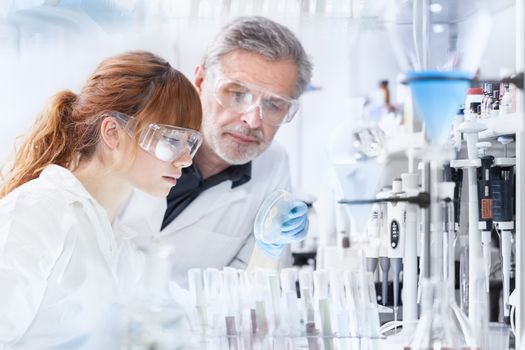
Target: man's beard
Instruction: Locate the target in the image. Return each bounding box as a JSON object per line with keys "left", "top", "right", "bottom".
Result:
{"left": 204, "top": 123, "right": 269, "bottom": 165}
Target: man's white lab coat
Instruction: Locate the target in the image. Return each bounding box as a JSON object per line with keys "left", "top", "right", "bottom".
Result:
{"left": 118, "top": 143, "right": 292, "bottom": 287}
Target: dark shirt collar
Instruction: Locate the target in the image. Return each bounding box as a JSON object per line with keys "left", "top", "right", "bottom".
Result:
{"left": 162, "top": 161, "right": 252, "bottom": 230}
{"left": 178, "top": 161, "right": 252, "bottom": 193}
{"left": 225, "top": 162, "right": 252, "bottom": 188}
{"left": 190, "top": 162, "right": 252, "bottom": 188}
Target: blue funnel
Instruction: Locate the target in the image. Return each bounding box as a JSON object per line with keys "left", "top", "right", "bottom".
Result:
{"left": 406, "top": 71, "right": 472, "bottom": 144}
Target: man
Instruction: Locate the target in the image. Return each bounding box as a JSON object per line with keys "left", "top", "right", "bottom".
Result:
{"left": 119, "top": 16, "right": 313, "bottom": 286}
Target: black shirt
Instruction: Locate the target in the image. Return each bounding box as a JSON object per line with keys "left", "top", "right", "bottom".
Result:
{"left": 161, "top": 162, "right": 252, "bottom": 230}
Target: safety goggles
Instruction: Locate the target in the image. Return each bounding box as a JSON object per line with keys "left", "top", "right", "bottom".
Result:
{"left": 109, "top": 111, "right": 203, "bottom": 163}
{"left": 210, "top": 70, "right": 300, "bottom": 126}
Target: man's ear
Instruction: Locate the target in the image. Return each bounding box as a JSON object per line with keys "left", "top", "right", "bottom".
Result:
{"left": 194, "top": 65, "right": 205, "bottom": 93}
{"left": 100, "top": 117, "right": 121, "bottom": 149}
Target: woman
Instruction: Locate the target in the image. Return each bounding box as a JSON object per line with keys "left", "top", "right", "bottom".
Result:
{"left": 0, "top": 51, "right": 202, "bottom": 349}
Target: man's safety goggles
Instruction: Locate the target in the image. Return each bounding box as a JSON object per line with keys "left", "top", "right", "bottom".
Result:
{"left": 211, "top": 71, "right": 300, "bottom": 126}
{"left": 109, "top": 111, "right": 203, "bottom": 163}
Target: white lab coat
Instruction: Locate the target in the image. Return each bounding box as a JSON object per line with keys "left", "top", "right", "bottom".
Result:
{"left": 0, "top": 165, "right": 144, "bottom": 350}
{"left": 118, "top": 143, "right": 292, "bottom": 287}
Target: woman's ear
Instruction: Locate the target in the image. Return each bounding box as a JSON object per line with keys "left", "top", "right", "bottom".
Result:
{"left": 100, "top": 117, "right": 121, "bottom": 150}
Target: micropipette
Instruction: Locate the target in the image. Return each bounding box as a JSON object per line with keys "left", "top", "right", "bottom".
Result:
{"left": 476, "top": 141, "right": 494, "bottom": 292}
{"left": 387, "top": 178, "right": 406, "bottom": 326}
{"left": 401, "top": 173, "right": 420, "bottom": 325}
{"left": 492, "top": 136, "right": 515, "bottom": 323}
{"left": 454, "top": 120, "right": 486, "bottom": 325}
{"left": 376, "top": 187, "right": 392, "bottom": 309}
{"left": 366, "top": 202, "right": 381, "bottom": 275}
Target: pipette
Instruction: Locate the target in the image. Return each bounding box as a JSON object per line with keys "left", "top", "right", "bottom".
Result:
{"left": 401, "top": 173, "right": 419, "bottom": 325}
{"left": 492, "top": 136, "right": 515, "bottom": 323}
{"left": 453, "top": 120, "right": 486, "bottom": 325}
{"left": 476, "top": 141, "right": 494, "bottom": 292}
{"left": 376, "top": 187, "right": 392, "bottom": 308}
{"left": 387, "top": 178, "right": 406, "bottom": 327}
{"left": 366, "top": 202, "right": 380, "bottom": 274}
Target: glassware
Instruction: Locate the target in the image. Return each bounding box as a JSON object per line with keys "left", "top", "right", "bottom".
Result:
{"left": 254, "top": 189, "right": 294, "bottom": 244}
{"left": 488, "top": 323, "right": 510, "bottom": 350}
{"left": 327, "top": 97, "right": 388, "bottom": 235}
{"left": 383, "top": 0, "right": 492, "bottom": 348}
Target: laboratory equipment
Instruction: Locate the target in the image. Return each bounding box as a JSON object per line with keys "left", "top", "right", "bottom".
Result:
{"left": 477, "top": 141, "right": 495, "bottom": 292}
{"left": 254, "top": 189, "right": 294, "bottom": 244}
{"left": 405, "top": 279, "right": 466, "bottom": 350}
{"left": 184, "top": 265, "right": 386, "bottom": 348}
{"left": 328, "top": 97, "right": 388, "bottom": 235}
{"left": 126, "top": 244, "right": 194, "bottom": 350}
{"left": 365, "top": 201, "right": 381, "bottom": 275}
{"left": 386, "top": 178, "right": 406, "bottom": 324}
{"left": 465, "top": 87, "right": 484, "bottom": 119}
{"left": 481, "top": 84, "right": 494, "bottom": 119}
{"left": 492, "top": 136, "right": 516, "bottom": 324}
{"left": 452, "top": 120, "right": 486, "bottom": 327}
{"left": 384, "top": 0, "right": 492, "bottom": 348}
{"left": 488, "top": 322, "right": 511, "bottom": 350}
{"left": 401, "top": 173, "right": 419, "bottom": 325}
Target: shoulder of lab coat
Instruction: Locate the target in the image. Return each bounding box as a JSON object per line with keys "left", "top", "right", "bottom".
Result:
{"left": 0, "top": 165, "right": 144, "bottom": 347}
{"left": 0, "top": 166, "right": 84, "bottom": 345}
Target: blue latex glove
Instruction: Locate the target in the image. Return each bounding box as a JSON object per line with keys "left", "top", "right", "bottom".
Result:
{"left": 256, "top": 201, "right": 309, "bottom": 260}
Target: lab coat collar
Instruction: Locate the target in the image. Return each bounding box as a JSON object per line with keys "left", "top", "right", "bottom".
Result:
{"left": 41, "top": 165, "right": 137, "bottom": 237}
{"left": 39, "top": 164, "right": 98, "bottom": 204}
{"left": 162, "top": 181, "right": 247, "bottom": 233}
{"left": 41, "top": 165, "right": 140, "bottom": 290}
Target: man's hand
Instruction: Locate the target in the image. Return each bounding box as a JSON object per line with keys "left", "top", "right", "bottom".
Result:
{"left": 255, "top": 201, "right": 309, "bottom": 260}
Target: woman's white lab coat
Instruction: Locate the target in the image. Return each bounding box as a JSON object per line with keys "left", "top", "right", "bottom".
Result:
{"left": 0, "top": 165, "right": 144, "bottom": 349}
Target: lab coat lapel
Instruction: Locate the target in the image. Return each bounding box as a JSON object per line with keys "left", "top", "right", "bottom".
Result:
{"left": 163, "top": 182, "right": 247, "bottom": 233}
{"left": 73, "top": 196, "right": 120, "bottom": 286}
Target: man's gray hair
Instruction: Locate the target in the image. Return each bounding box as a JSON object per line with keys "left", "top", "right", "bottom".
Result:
{"left": 203, "top": 16, "right": 313, "bottom": 99}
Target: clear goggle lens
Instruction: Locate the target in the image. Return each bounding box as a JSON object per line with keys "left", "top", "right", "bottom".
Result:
{"left": 110, "top": 111, "right": 203, "bottom": 163}
{"left": 213, "top": 78, "right": 299, "bottom": 126}
{"left": 138, "top": 124, "right": 203, "bottom": 162}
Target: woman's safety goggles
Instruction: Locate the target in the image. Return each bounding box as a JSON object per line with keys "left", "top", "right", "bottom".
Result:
{"left": 211, "top": 71, "right": 300, "bottom": 126}
{"left": 109, "top": 111, "right": 203, "bottom": 163}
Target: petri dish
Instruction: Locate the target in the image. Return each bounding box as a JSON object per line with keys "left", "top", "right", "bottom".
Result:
{"left": 254, "top": 189, "right": 294, "bottom": 244}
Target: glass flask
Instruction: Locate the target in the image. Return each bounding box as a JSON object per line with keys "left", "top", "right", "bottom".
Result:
{"left": 327, "top": 97, "right": 388, "bottom": 235}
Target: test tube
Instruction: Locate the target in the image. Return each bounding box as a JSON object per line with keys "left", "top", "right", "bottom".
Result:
{"left": 329, "top": 270, "right": 349, "bottom": 337}
{"left": 222, "top": 267, "right": 240, "bottom": 336}
{"left": 188, "top": 268, "right": 207, "bottom": 334}
{"left": 299, "top": 268, "right": 315, "bottom": 325}
{"left": 204, "top": 268, "right": 221, "bottom": 333}
{"left": 281, "top": 268, "right": 300, "bottom": 336}
{"left": 343, "top": 271, "right": 361, "bottom": 337}
{"left": 313, "top": 269, "right": 332, "bottom": 341}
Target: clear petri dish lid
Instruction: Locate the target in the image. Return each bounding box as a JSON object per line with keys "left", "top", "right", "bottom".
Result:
{"left": 254, "top": 189, "right": 293, "bottom": 244}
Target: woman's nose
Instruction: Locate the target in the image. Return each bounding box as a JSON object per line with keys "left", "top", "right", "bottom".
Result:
{"left": 172, "top": 149, "right": 192, "bottom": 168}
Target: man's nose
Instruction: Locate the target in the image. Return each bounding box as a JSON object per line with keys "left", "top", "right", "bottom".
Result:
{"left": 240, "top": 104, "right": 263, "bottom": 128}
